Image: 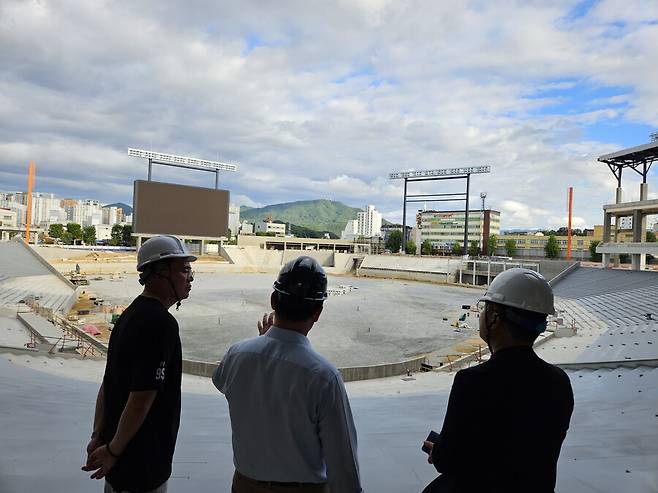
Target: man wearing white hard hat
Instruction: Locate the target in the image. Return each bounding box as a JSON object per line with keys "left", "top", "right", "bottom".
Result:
{"left": 422, "top": 268, "right": 574, "bottom": 493}
{"left": 83, "top": 235, "right": 196, "bottom": 492}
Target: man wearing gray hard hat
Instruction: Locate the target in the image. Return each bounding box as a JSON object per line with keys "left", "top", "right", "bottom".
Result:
{"left": 83, "top": 235, "right": 196, "bottom": 492}
{"left": 213, "top": 256, "right": 363, "bottom": 493}
{"left": 422, "top": 268, "right": 574, "bottom": 493}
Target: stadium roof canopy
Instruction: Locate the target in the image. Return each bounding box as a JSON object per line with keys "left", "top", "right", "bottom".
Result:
{"left": 598, "top": 141, "right": 658, "bottom": 185}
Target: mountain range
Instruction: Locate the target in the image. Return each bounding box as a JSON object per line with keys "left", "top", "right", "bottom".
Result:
{"left": 240, "top": 199, "right": 379, "bottom": 237}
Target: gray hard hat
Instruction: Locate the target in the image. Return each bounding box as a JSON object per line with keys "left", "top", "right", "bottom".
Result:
{"left": 479, "top": 268, "right": 554, "bottom": 316}
{"left": 273, "top": 256, "right": 328, "bottom": 301}
{"left": 136, "top": 235, "right": 197, "bottom": 272}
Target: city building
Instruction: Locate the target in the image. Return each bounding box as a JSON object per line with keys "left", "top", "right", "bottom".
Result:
{"left": 379, "top": 224, "right": 413, "bottom": 244}
{"left": 496, "top": 232, "right": 592, "bottom": 259}
{"left": 418, "top": 209, "right": 500, "bottom": 252}
{"left": 254, "top": 220, "right": 286, "bottom": 236}
{"left": 228, "top": 204, "right": 240, "bottom": 236}
{"left": 239, "top": 221, "right": 254, "bottom": 235}
{"left": 619, "top": 216, "right": 633, "bottom": 230}
{"left": 95, "top": 224, "right": 113, "bottom": 243}
{"left": 102, "top": 206, "right": 119, "bottom": 226}
{"left": 0, "top": 208, "right": 17, "bottom": 228}
{"left": 341, "top": 205, "right": 382, "bottom": 240}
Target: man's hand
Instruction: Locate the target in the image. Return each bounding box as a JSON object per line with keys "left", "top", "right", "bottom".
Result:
{"left": 86, "top": 436, "right": 104, "bottom": 457}
{"left": 424, "top": 441, "right": 434, "bottom": 464}
{"left": 257, "top": 312, "right": 275, "bottom": 335}
{"left": 81, "top": 444, "right": 118, "bottom": 479}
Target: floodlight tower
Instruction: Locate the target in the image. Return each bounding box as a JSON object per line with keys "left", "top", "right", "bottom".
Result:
{"left": 127, "top": 148, "right": 237, "bottom": 188}
{"left": 389, "top": 166, "right": 491, "bottom": 254}
{"left": 480, "top": 192, "right": 487, "bottom": 254}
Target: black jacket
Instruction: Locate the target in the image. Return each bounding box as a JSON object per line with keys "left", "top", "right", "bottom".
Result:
{"left": 430, "top": 346, "right": 574, "bottom": 493}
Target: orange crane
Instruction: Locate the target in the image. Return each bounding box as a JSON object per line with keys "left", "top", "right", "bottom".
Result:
{"left": 566, "top": 187, "right": 573, "bottom": 260}
{"left": 25, "top": 161, "right": 35, "bottom": 244}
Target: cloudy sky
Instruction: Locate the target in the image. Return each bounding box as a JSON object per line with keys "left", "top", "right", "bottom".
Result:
{"left": 1, "top": 0, "right": 657, "bottom": 229}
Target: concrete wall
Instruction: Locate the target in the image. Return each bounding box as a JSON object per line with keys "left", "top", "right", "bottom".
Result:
{"left": 337, "top": 355, "right": 428, "bottom": 382}
{"left": 358, "top": 268, "right": 450, "bottom": 284}
{"left": 357, "top": 254, "right": 461, "bottom": 284}
{"left": 182, "top": 354, "right": 429, "bottom": 382}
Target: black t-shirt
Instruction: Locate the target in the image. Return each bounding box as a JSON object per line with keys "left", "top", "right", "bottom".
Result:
{"left": 431, "top": 346, "right": 574, "bottom": 493}
{"left": 102, "top": 295, "right": 182, "bottom": 492}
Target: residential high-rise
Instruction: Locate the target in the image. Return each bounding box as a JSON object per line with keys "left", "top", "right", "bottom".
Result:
{"left": 341, "top": 205, "right": 382, "bottom": 240}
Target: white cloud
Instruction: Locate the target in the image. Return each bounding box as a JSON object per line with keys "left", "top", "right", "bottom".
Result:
{"left": 1, "top": 0, "right": 657, "bottom": 229}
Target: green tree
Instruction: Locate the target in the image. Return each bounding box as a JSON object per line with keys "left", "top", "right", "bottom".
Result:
{"left": 122, "top": 225, "right": 135, "bottom": 246}
{"left": 48, "top": 223, "right": 65, "bottom": 239}
{"left": 82, "top": 226, "right": 96, "bottom": 245}
{"left": 66, "top": 223, "right": 83, "bottom": 240}
{"left": 61, "top": 231, "right": 73, "bottom": 245}
{"left": 452, "top": 242, "right": 462, "bottom": 256}
{"left": 386, "top": 230, "right": 402, "bottom": 253}
{"left": 110, "top": 224, "right": 123, "bottom": 246}
{"left": 589, "top": 239, "right": 602, "bottom": 262}
{"left": 468, "top": 240, "right": 479, "bottom": 257}
{"left": 406, "top": 240, "right": 416, "bottom": 255}
{"left": 505, "top": 239, "right": 517, "bottom": 257}
{"left": 647, "top": 231, "right": 656, "bottom": 242}
{"left": 421, "top": 239, "right": 432, "bottom": 255}
{"left": 487, "top": 234, "right": 498, "bottom": 256}
{"left": 545, "top": 234, "right": 560, "bottom": 259}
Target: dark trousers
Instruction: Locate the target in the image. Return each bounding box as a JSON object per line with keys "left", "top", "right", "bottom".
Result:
{"left": 232, "top": 470, "right": 330, "bottom": 493}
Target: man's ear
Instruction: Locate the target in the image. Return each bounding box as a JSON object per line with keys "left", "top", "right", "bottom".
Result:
{"left": 270, "top": 291, "right": 278, "bottom": 311}
{"left": 311, "top": 304, "right": 323, "bottom": 323}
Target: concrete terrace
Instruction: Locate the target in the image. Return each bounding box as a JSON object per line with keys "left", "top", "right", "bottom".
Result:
{"left": 1, "top": 264, "right": 658, "bottom": 491}
{"left": 0, "top": 240, "right": 77, "bottom": 314}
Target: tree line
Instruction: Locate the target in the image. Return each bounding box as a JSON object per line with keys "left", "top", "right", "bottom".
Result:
{"left": 48, "top": 223, "right": 135, "bottom": 246}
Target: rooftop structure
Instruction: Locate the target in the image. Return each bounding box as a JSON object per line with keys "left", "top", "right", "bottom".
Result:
{"left": 596, "top": 141, "right": 658, "bottom": 270}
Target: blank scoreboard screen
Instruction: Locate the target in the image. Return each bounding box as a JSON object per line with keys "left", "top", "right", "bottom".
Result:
{"left": 133, "top": 180, "right": 229, "bottom": 238}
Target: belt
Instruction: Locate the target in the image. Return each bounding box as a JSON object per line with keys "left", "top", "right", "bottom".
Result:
{"left": 237, "top": 471, "right": 326, "bottom": 489}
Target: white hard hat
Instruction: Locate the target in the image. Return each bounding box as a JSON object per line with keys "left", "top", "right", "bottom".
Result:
{"left": 137, "top": 235, "right": 197, "bottom": 272}
{"left": 480, "top": 268, "right": 554, "bottom": 315}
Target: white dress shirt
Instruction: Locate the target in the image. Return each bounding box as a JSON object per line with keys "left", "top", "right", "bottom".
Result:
{"left": 213, "top": 326, "right": 362, "bottom": 493}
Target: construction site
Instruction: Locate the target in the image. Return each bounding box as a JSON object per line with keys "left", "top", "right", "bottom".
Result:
{"left": 1, "top": 142, "right": 657, "bottom": 493}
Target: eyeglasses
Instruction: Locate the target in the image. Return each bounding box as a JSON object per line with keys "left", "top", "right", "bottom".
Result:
{"left": 181, "top": 268, "right": 195, "bottom": 279}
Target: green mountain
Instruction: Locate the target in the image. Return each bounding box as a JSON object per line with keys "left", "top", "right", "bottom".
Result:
{"left": 240, "top": 199, "right": 366, "bottom": 237}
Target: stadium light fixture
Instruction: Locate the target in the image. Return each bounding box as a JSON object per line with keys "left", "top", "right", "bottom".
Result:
{"left": 389, "top": 166, "right": 490, "bottom": 180}
{"left": 128, "top": 148, "right": 237, "bottom": 172}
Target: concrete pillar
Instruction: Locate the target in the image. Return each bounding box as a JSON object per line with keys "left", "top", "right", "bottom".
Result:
{"left": 200, "top": 239, "right": 205, "bottom": 257}
{"left": 603, "top": 212, "right": 612, "bottom": 243}
{"left": 632, "top": 254, "right": 641, "bottom": 271}
{"left": 640, "top": 182, "right": 648, "bottom": 268}
{"left": 136, "top": 236, "right": 142, "bottom": 249}
{"left": 612, "top": 188, "right": 623, "bottom": 266}
{"left": 603, "top": 253, "right": 611, "bottom": 268}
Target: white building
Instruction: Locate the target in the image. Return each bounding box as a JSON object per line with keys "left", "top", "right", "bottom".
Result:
{"left": 95, "top": 224, "right": 113, "bottom": 243}
{"left": 239, "top": 221, "right": 254, "bottom": 235}
{"left": 102, "top": 206, "right": 119, "bottom": 226}
{"left": 341, "top": 205, "right": 382, "bottom": 240}
{"left": 0, "top": 208, "right": 17, "bottom": 227}
{"left": 619, "top": 216, "right": 633, "bottom": 230}
{"left": 255, "top": 220, "right": 286, "bottom": 236}
{"left": 341, "top": 219, "right": 358, "bottom": 240}
{"left": 228, "top": 204, "right": 240, "bottom": 236}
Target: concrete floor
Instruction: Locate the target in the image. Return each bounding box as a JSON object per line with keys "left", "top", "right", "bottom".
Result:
{"left": 86, "top": 273, "right": 484, "bottom": 367}
{"left": 2, "top": 355, "right": 657, "bottom": 493}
